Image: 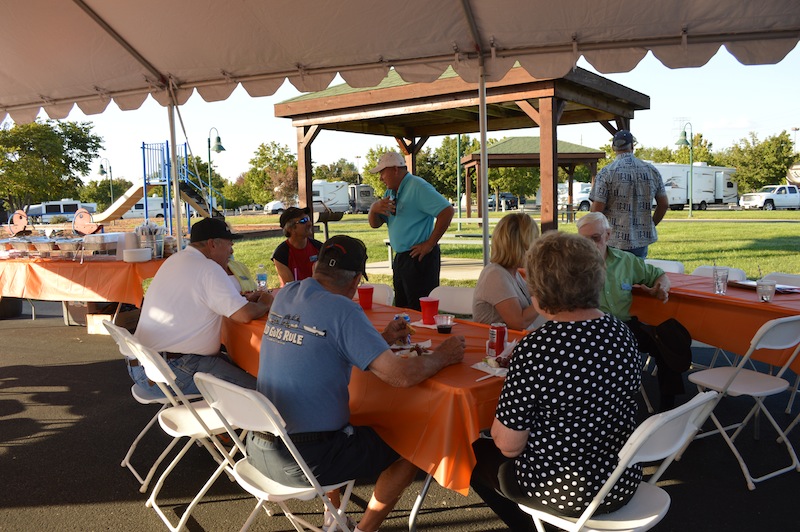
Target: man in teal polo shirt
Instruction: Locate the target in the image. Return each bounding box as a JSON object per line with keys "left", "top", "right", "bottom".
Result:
{"left": 368, "top": 151, "right": 454, "bottom": 310}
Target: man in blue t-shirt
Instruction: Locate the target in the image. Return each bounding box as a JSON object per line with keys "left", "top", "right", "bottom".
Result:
{"left": 249, "top": 235, "right": 465, "bottom": 532}
{"left": 367, "top": 151, "right": 454, "bottom": 310}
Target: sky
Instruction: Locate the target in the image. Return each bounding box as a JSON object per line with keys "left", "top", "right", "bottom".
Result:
{"left": 25, "top": 43, "right": 800, "bottom": 186}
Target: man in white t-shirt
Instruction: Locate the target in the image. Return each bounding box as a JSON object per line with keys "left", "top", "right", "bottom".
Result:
{"left": 132, "top": 217, "right": 272, "bottom": 396}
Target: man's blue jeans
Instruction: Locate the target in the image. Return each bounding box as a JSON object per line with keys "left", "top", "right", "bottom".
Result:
{"left": 127, "top": 353, "right": 256, "bottom": 397}
{"left": 625, "top": 246, "right": 648, "bottom": 259}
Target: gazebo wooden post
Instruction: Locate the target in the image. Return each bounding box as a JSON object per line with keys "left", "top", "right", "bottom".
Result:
{"left": 539, "top": 97, "right": 559, "bottom": 232}
{"left": 297, "top": 125, "right": 320, "bottom": 210}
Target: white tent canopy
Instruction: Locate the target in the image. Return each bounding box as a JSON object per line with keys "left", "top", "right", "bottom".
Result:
{"left": 2, "top": 0, "right": 799, "bottom": 123}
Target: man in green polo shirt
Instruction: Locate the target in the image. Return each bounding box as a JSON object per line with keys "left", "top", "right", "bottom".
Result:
{"left": 578, "top": 212, "right": 685, "bottom": 411}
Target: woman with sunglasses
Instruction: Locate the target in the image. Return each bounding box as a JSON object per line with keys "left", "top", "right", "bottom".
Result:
{"left": 272, "top": 207, "right": 323, "bottom": 286}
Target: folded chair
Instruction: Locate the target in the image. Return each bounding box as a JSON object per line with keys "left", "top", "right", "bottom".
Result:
{"left": 194, "top": 372, "right": 355, "bottom": 532}
{"left": 518, "top": 391, "right": 718, "bottom": 532}
{"left": 643, "top": 258, "right": 684, "bottom": 274}
{"left": 102, "top": 320, "right": 237, "bottom": 531}
{"left": 687, "top": 315, "right": 800, "bottom": 490}
{"left": 103, "top": 320, "right": 201, "bottom": 493}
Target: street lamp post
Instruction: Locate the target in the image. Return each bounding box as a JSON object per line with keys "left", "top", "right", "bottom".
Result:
{"left": 98, "top": 158, "right": 114, "bottom": 207}
{"left": 675, "top": 123, "right": 694, "bottom": 218}
{"left": 792, "top": 127, "right": 799, "bottom": 153}
{"left": 207, "top": 127, "right": 225, "bottom": 211}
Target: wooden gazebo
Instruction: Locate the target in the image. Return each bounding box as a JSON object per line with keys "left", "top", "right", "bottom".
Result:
{"left": 275, "top": 66, "right": 648, "bottom": 231}
{"left": 460, "top": 136, "right": 606, "bottom": 218}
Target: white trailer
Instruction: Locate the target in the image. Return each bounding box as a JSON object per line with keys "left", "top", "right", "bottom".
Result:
{"left": 26, "top": 199, "right": 97, "bottom": 222}
{"left": 312, "top": 180, "right": 350, "bottom": 213}
{"left": 651, "top": 163, "right": 737, "bottom": 210}
{"left": 348, "top": 183, "right": 375, "bottom": 213}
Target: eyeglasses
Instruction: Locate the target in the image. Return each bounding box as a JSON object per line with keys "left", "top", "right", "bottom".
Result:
{"left": 293, "top": 216, "right": 310, "bottom": 225}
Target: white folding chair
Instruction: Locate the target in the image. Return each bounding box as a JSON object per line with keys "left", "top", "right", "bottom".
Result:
{"left": 761, "top": 273, "right": 800, "bottom": 413}
{"left": 354, "top": 282, "right": 394, "bottom": 306}
{"left": 689, "top": 265, "right": 748, "bottom": 369}
{"left": 104, "top": 320, "right": 202, "bottom": 493}
{"left": 428, "top": 285, "right": 475, "bottom": 317}
{"left": 644, "top": 258, "right": 685, "bottom": 274}
{"left": 103, "top": 320, "right": 238, "bottom": 531}
{"left": 519, "top": 391, "right": 718, "bottom": 532}
{"left": 193, "top": 372, "right": 355, "bottom": 532}
{"left": 687, "top": 315, "right": 800, "bottom": 490}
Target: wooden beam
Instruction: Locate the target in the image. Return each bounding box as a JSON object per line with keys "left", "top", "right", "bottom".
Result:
{"left": 539, "top": 97, "right": 559, "bottom": 232}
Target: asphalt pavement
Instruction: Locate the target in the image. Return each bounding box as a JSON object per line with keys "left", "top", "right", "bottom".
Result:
{"left": 1, "top": 300, "right": 800, "bottom": 531}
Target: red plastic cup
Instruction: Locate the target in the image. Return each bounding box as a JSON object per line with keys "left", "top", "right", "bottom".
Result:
{"left": 419, "top": 297, "right": 439, "bottom": 325}
{"left": 357, "top": 285, "right": 374, "bottom": 310}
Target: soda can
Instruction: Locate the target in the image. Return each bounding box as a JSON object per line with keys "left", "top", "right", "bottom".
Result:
{"left": 394, "top": 313, "right": 412, "bottom": 344}
{"left": 488, "top": 322, "right": 507, "bottom": 357}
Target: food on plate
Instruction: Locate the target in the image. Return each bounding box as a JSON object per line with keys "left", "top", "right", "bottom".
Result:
{"left": 391, "top": 343, "right": 432, "bottom": 357}
{"left": 406, "top": 322, "right": 416, "bottom": 335}
{"left": 485, "top": 354, "right": 512, "bottom": 368}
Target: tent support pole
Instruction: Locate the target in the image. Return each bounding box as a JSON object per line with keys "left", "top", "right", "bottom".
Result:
{"left": 168, "top": 103, "right": 184, "bottom": 250}
{"left": 479, "top": 66, "right": 489, "bottom": 266}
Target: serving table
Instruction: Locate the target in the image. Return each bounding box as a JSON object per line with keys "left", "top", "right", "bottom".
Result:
{"left": 0, "top": 257, "right": 163, "bottom": 306}
{"left": 221, "top": 303, "right": 526, "bottom": 497}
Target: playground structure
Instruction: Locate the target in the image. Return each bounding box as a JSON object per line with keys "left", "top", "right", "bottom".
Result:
{"left": 91, "top": 142, "right": 225, "bottom": 235}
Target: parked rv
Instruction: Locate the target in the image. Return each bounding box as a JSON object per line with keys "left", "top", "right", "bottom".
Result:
{"left": 121, "top": 196, "right": 168, "bottom": 219}
{"left": 26, "top": 199, "right": 97, "bottom": 223}
{"left": 651, "top": 163, "right": 738, "bottom": 210}
{"left": 348, "top": 184, "right": 375, "bottom": 213}
{"left": 312, "top": 180, "right": 350, "bottom": 213}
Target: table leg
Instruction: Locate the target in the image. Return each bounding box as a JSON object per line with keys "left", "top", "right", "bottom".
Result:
{"left": 409, "top": 472, "right": 433, "bottom": 532}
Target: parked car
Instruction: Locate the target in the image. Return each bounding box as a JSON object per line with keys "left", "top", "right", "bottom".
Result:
{"left": 487, "top": 192, "right": 520, "bottom": 210}
{"left": 263, "top": 200, "right": 286, "bottom": 214}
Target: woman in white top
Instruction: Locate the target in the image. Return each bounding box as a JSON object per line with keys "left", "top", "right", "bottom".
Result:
{"left": 472, "top": 213, "right": 541, "bottom": 330}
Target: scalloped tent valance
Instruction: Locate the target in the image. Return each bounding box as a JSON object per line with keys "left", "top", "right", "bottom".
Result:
{"left": 1, "top": 0, "right": 798, "bottom": 123}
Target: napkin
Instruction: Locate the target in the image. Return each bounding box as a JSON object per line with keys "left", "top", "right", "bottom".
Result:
{"left": 410, "top": 320, "right": 437, "bottom": 330}
{"left": 471, "top": 361, "right": 508, "bottom": 378}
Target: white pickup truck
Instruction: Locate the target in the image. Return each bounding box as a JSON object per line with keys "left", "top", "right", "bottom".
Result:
{"left": 739, "top": 184, "right": 800, "bottom": 210}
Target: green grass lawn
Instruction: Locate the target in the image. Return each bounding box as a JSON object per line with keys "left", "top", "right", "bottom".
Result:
{"left": 228, "top": 210, "right": 800, "bottom": 288}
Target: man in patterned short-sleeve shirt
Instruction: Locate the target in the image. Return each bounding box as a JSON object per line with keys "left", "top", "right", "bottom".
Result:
{"left": 590, "top": 130, "right": 668, "bottom": 259}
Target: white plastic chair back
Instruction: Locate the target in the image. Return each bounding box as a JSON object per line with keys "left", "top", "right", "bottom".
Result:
{"left": 428, "top": 285, "right": 475, "bottom": 316}
{"left": 761, "top": 272, "right": 800, "bottom": 288}
{"left": 519, "top": 391, "right": 718, "bottom": 532}
{"left": 690, "top": 265, "right": 747, "bottom": 282}
{"left": 644, "top": 259, "right": 685, "bottom": 274}
{"left": 369, "top": 283, "right": 394, "bottom": 305}
{"left": 194, "top": 372, "right": 354, "bottom": 532}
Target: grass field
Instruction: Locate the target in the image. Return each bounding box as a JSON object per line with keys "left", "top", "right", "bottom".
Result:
{"left": 223, "top": 209, "right": 800, "bottom": 289}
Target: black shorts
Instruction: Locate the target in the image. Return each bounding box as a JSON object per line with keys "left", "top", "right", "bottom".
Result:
{"left": 246, "top": 425, "right": 400, "bottom": 487}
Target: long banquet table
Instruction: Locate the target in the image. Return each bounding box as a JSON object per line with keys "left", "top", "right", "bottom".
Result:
{"left": 631, "top": 272, "right": 800, "bottom": 372}
{"left": 0, "top": 258, "right": 163, "bottom": 305}
{"left": 221, "top": 303, "right": 526, "bottom": 496}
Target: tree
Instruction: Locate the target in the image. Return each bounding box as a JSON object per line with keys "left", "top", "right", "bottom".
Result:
{"left": 80, "top": 177, "right": 134, "bottom": 211}
{"left": 313, "top": 158, "right": 360, "bottom": 184}
{"left": 674, "top": 132, "right": 716, "bottom": 166}
{"left": 0, "top": 120, "right": 102, "bottom": 211}
{"left": 635, "top": 145, "right": 675, "bottom": 163}
{"left": 245, "top": 141, "right": 297, "bottom": 204}
{"left": 722, "top": 131, "right": 796, "bottom": 192}
{"left": 221, "top": 173, "right": 253, "bottom": 209}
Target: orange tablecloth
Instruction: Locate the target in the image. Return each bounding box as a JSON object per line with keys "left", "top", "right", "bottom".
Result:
{"left": 631, "top": 272, "right": 800, "bottom": 372}
{"left": 0, "top": 258, "right": 163, "bottom": 305}
{"left": 221, "top": 303, "right": 526, "bottom": 495}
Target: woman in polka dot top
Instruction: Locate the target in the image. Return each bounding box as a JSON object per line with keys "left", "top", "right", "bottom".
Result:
{"left": 471, "top": 231, "right": 643, "bottom": 531}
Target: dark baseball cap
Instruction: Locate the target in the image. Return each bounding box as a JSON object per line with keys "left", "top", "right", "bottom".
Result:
{"left": 612, "top": 130, "right": 636, "bottom": 150}
{"left": 318, "top": 235, "right": 369, "bottom": 280}
{"left": 190, "top": 217, "right": 242, "bottom": 243}
{"left": 279, "top": 206, "right": 311, "bottom": 228}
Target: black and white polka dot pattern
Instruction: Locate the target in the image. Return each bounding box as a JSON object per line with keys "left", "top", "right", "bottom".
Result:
{"left": 496, "top": 314, "right": 643, "bottom": 516}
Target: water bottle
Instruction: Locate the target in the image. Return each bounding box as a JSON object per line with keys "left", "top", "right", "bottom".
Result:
{"left": 256, "top": 264, "right": 268, "bottom": 291}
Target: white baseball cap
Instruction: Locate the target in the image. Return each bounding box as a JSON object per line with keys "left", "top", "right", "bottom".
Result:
{"left": 369, "top": 151, "right": 407, "bottom": 173}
